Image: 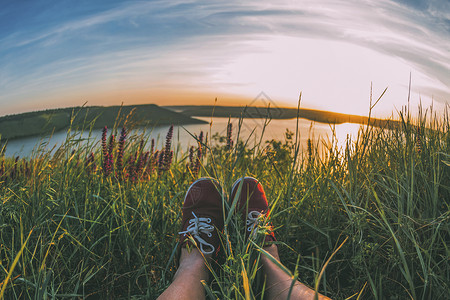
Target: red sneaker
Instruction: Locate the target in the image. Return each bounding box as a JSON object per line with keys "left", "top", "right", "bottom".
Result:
{"left": 230, "top": 177, "right": 276, "bottom": 243}
{"left": 179, "top": 178, "right": 224, "bottom": 255}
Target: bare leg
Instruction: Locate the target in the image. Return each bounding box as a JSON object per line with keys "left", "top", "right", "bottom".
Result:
{"left": 261, "top": 244, "right": 331, "bottom": 300}
{"left": 158, "top": 248, "right": 209, "bottom": 300}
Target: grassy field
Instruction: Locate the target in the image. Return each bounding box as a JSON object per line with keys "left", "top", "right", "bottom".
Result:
{"left": 0, "top": 104, "right": 449, "bottom": 299}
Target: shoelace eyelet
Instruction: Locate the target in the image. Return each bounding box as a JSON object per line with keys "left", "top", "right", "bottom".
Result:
{"left": 179, "top": 212, "right": 216, "bottom": 255}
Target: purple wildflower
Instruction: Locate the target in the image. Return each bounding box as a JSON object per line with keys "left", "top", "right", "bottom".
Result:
{"left": 307, "top": 138, "right": 312, "bottom": 161}
{"left": 188, "top": 146, "right": 194, "bottom": 170}
{"left": 198, "top": 131, "right": 204, "bottom": 144}
{"left": 102, "top": 134, "right": 115, "bottom": 177}
{"left": 149, "top": 150, "right": 159, "bottom": 174}
{"left": 163, "top": 125, "right": 174, "bottom": 170}
{"left": 165, "top": 125, "right": 174, "bottom": 152}
{"left": 150, "top": 138, "right": 155, "bottom": 154}
{"left": 116, "top": 127, "right": 127, "bottom": 177}
{"left": 157, "top": 150, "right": 165, "bottom": 174}
{"left": 108, "top": 134, "right": 115, "bottom": 157}
{"left": 102, "top": 126, "right": 108, "bottom": 162}
{"left": 157, "top": 125, "right": 174, "bottom": 174}
{"left": 136, "top": 150, "right": 148, "bottom": 178}
{"left": 168, "top": 150, "right": 173, "bottom": 169}
{"left": 193, "top": 143, "right": 202, "bottom": 176}
{"left": 226, "top": 122, "right": 233, "bottom": 150}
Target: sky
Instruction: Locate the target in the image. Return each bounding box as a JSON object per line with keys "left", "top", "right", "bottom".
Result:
{"left": 1, "top": 0, "right": 449, "bottom": 118}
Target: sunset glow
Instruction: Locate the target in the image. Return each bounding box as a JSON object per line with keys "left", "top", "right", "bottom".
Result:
{"left": 1, "top": 0, "right": 449, "bottom": 117}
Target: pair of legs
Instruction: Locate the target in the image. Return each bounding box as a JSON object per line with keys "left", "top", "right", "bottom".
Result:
{"left": 159, "top": 245, "right": 327, "bottom": 300}
{"left": 158, "top": 177, "right": 330, "bottom": 300}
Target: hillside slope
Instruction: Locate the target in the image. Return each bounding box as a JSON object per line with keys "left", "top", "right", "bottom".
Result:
{"left": 0, "top": 104, "right": 207, "bottom": 140}
{"left": 166, "top": 105, "right": 401, "bottom": 128}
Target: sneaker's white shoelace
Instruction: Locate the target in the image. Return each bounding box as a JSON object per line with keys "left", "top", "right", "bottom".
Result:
{"left": 179, "top": 212, "right": 215, "bottom": 255}
{"left": 246, "top": 211, "right": 263, "bottom": 238}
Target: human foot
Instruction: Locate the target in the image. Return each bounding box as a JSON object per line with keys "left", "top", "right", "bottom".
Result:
{"left": 179, "top": 177, "right": 224, "bottom": 256}
{"left": 230, "top": 177, "right": 275, "bottom": 242}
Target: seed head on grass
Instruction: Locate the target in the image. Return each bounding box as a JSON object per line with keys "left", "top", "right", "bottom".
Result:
{"left": 0, "top": 141, "right": 6, "bottom": 157}
{"left": 204, "top": 132, "right": 209, "bottom": 156}
{"left": 0, "top": 158, "right": 4, "bottom": 180}
{"left": 416, "top": 126, "right": 423, "bottom": 154}
{"left": 138, "top": 139, "right": 144, "bottom": 153}
{"left": 24, "top": 160, "right": 31, "bottom": 178}
{"left": 193, "top": 140, "right": 202, "bottom": 176}
{"left": 198, "top": 130, "right": 208, "bottom": 157}
{"left": 307, "top": 138, "right": 313, "bottom": 164}
{"left": 140, "top": 151, "right": 150, "bottom": 178}
{"left": 85, "top": 152, "right": 97, "bottom": 176}
{"left": 9, "top": 156, "right": 19, "bottom": 181}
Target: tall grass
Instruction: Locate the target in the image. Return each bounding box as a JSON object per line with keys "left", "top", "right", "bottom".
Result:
{"left": 0, "top": 104, "right": 448, "bottom": 299}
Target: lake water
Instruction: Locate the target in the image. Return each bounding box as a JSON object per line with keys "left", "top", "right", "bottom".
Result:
{"left": 3, "top": 117, "right": 363, "bottom": 157}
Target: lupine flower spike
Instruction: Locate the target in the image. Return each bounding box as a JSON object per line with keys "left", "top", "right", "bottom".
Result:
{"left": 117, "top": 127, "right": 127, "bottom": 177}
{"left": 152, "top": 150, "right": 159, "bottom": 173}
{"left": 226, "top": 122, "right": 233, "bottom": 150}
{"left": 164, "top": 125, "right": 174, "bottom": 168}
{"left": 102, "top": 126, "right": 108, "bottom": 163}
{"left": 127, "top": 155, "right": 136, "bottom": 182}
{"left": 157, "top": 150, "right": 165, "bottom": 174}
{"left": 158, "top": 125, "right": 174, "bottom": 174}
{"left": 188, "top": 146, "right": 195, "bottom": 171}
{"left": 194, "top": 141, "right": 202, "bottom": 176}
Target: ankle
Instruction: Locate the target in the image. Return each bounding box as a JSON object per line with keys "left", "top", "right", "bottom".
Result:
{"left": 179, "top": 247, "right": 208, "bottom": 267}
{"left": 161, "top": 248, "right": 210, "bottom": 300}
{"left": 174, "top": 248, "right": 209, "bottom": 280}
{"left": 176, "top": 248, "right": 210, "bottom": 279}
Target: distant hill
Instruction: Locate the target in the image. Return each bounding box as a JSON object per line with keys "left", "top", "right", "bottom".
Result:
{"left": 166, "top": 105, "right": 401, "bottom": 128}
{"left": 0, "top": 104, "right": 207, "bottom": 140}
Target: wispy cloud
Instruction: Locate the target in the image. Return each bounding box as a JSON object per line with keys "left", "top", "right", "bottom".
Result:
{"left": 0, "top": 0, "right": 448, "bottom": 116}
